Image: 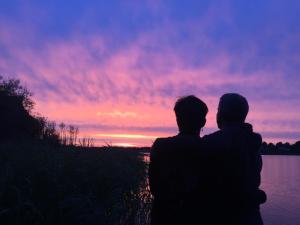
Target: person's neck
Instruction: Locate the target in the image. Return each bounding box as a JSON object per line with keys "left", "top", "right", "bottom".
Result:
{"left": 219, "top": 121, "right": 244, "bottom": 129}
{"left": 179, "top": 131, "right": 200, "bottom": 136}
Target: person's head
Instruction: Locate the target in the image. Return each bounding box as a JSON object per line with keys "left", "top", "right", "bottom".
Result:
{"left": 217, "top": 93, "right": 249, "bottom": 128}
{"left": 174, "top": 95, "right": 208, "bottom": 135}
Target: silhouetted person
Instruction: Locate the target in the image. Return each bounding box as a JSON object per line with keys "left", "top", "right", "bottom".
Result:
{"left": 202, "top": 93, "right": 267, "bottom": 225}
{"left": 149, "top": 95, "right": 208, "bottom": 225}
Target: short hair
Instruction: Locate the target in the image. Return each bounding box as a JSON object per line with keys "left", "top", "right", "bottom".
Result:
{"left": 174, "top": 95, "right": 208, "bottom": 133}
{"left": 218, "top": 93, "right": 249, "bottom": 123}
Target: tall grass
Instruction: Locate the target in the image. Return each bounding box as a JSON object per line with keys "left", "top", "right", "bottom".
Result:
{"left": 0, "top": 141, "right": 152, "bottom": 225}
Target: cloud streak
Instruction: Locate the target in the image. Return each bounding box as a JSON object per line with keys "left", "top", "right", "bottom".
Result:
{"left": 0, "top": 0, "right": 299, "bottom": 145}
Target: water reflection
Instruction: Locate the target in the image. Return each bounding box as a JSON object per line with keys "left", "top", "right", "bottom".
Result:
{"left": 142, "top": 152, "right": 150, "bottom": 163}
{"left": 261, "top": 156, "right": 300, "bottom": 225}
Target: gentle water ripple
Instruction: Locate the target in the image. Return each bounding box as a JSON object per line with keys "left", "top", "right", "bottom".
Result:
{"left": 261, "top": 156, "right": 300, "bottom": 225}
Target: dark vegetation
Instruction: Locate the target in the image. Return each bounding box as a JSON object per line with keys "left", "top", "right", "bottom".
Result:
{"left": 0, "top": 143, "right": 152, "bottom": 225}
{"left": 0, "top": 76, "right": 61, "bottom": 145}
{"left": 0, "top": 76, "right": 152, "bottom": 225}
{"left": 261, "top": 141, "right": 300, "bottom": 155}
{"left": 0, "top": 76, "right": 93, "bottom": 146}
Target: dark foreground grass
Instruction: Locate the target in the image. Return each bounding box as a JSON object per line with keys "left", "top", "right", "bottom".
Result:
{"left": 0, "top": 141, "right": 152, "bottom": 225}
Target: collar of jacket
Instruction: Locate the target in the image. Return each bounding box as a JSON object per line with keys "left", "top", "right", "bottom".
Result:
{"left": 221, "top": 122, "right": 253, "bottom": 132}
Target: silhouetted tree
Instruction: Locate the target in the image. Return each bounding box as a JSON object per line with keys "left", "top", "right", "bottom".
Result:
{"left": 0, "top": 79, "right": 35, "bottom": 139}
{"left": 291, "top": 141, "right": 300, "bottom": 152}
{"left": 74, "top": 127, "right": 79, "bottom": 146}
{"left": 79, "top": 137, "right": 94, "bottom": 147}
{"left": 68, "top": 125, "right": 75, "bottom": 145}
{"left": 0, "top": 76, "right": 34, "bottom": 112}
{"left": 0, "top": 76, "right": 61, "bottom": 144}
{"left": 261, "top": 141, "right": 300, "bottom": 155}
{"left": 59, "top": 122, "right": 67, "bottom": 145}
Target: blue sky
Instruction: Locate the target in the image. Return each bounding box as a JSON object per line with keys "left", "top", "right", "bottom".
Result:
{"left": 0, "top": 0, "right": 299, "bottom": 145}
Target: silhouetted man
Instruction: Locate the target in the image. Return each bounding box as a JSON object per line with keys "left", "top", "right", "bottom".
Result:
{"left": 149, "top": 95, "right": 208, "bottom": 225}
{"left": 202, "top": 93, "right": 267, "bottom": 225}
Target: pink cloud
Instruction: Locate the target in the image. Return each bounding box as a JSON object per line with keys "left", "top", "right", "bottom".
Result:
{"left": 0, "top": 19, "right": 299, "bottom": 145}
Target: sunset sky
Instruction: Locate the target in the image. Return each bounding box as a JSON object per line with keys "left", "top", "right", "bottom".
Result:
{"left": 0, "top": 0, "right": 299, "bottom": 146}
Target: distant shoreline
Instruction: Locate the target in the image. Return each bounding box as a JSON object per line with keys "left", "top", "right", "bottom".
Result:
{"left": 135, "top": 148, "right": 300, "bottom": 156}
{"left": 261, "top": 152, "right": 300, "bottom": 156}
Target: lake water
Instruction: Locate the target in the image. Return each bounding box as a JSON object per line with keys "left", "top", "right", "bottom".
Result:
{"left": 261, "top": 155, "right": 300, "bottom": 225}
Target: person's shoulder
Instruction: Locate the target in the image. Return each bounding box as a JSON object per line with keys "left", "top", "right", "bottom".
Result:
{"left": 250, "top": 132, "right": 262, "bottom": 149}
{"left": 252, "top": 132, "right": 262, "bottom": 142}
{"left": 151, "top": 136, "right": 177, "bottom": 150}
{"left": 202, "top": 130, "right": 228, "bottom": 152}
{"left": 242, "top": 123, "right": 263, "bottom": 148}
{"left": 152, "top": 135, "right": 203, "bottom": 152}
{"left": 152, "top": 136, "right": 175, "bottom": 145}
{"left": 202, "top": 130, "right": 223, "bottom": 142}
{"left": 150, "top": 136, "right": 177, "bottom": 158}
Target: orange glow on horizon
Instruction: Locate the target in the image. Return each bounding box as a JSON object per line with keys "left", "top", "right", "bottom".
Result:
{"left": 113, "top": 143, "right": 137, "bottom": 147}
{"left": 95, "top": 133, "right": 157, "bottom": 139}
